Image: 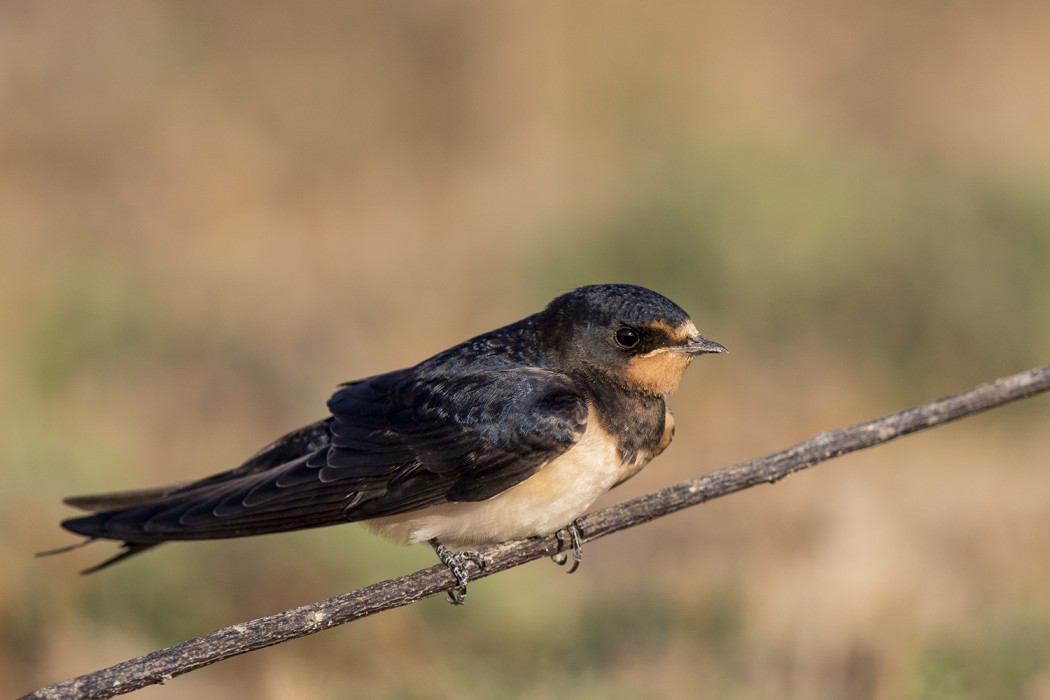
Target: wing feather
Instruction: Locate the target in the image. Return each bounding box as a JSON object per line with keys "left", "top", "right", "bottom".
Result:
{"left": 61, "top": 366, "right": 587, "bottom": 545}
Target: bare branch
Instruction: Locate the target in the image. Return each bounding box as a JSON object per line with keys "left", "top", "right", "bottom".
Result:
{"left": 22, "top": 365, "right": 1050, "bottom": 700}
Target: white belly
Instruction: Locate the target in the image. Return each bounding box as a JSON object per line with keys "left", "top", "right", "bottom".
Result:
{"left": 367, "top": 413, "right": 629, "bottom": 546}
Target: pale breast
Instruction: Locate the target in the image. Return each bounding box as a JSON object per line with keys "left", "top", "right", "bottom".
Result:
{"left": 368, "top": 406, "right": 630, "bottom": 546}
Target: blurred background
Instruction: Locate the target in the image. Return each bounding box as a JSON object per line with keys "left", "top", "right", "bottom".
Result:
{"left": 3, "top": 2, "right": 1050, "bottom": 698}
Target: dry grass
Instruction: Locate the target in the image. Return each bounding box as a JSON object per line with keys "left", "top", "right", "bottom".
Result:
{"left": 4, "top": 2, "right": 1050, "bottom": 698}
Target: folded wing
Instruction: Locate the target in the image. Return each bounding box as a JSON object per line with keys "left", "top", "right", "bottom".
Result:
{"left": 61, "top": 367, "right": 587, "bottom": 546}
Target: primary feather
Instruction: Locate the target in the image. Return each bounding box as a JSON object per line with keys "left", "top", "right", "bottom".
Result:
{"left": 62, "top": 319, "right": 587, "bottom": 546}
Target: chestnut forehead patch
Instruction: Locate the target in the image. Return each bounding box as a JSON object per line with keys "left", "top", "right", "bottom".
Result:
{"left": 644, "top": 319, "right": 699, "bottom": 345}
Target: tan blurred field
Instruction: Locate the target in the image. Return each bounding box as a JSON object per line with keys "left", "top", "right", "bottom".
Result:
{"left": 3, "top": 2, "right": 1050, "bottom": 698}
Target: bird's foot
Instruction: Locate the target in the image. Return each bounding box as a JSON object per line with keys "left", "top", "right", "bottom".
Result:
{"left": 552, "top": 520, "right": 584, "bottom": 574}
{"left": 429, "top": 538, "right": 486, "bottom": 605}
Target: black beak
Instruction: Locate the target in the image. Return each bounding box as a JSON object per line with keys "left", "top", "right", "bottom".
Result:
{"left": 682, "top": 335, "right": 728, "bottom": 355}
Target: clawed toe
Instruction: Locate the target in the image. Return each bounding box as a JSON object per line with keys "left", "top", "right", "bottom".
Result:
{"left": 552, "top": 521, "right": 584, "bottom": 574}
{"left": 429, "top": 539, "right": 486, "bottom": 605}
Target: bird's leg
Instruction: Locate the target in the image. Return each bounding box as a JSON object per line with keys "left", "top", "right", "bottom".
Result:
{"left": 429, "top": 538, "right": 485, "bottom": 605}
{"left": 552, "top": 520, "right": 584, "bottom": 574}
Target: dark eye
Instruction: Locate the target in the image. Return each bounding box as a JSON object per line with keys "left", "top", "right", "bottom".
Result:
{"left": 614, "top": 327, "right": 641, "bottom": 349}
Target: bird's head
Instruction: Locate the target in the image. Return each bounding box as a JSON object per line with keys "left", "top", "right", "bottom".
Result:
{"left": 539, "top": 284, "right": 726, "bottom": 396}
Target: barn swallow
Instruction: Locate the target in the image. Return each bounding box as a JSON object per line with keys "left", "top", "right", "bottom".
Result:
{"left": 44, "top": 284, "right": 725, "bottom": 602}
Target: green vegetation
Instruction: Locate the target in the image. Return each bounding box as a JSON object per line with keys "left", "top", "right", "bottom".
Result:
{"left": 4, "top": 3, "right": 1049, "bottom": 698}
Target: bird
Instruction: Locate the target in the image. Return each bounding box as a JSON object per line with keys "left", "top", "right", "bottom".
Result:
{"left": 42, "top": 284, "right": 726, "bottom": 602}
